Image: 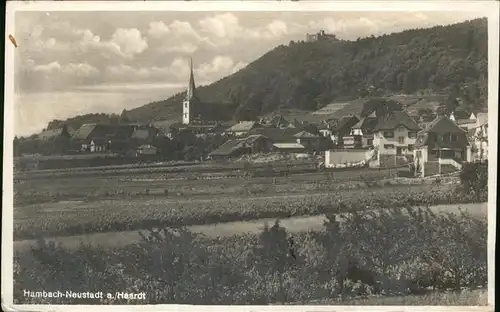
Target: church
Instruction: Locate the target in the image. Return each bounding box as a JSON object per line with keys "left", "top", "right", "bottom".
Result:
{"left": 181, "top": 58, "right": 236, "bottom": 124}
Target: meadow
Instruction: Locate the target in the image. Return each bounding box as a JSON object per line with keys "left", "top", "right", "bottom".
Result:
{"left": 14, "top": 205, "right": 487, "bottom": 305}
{"left": 14, "top": 160, "right": 483, "bottom": 241}
{"left": 15, "top": 181, "right": 484, "bottom": 241}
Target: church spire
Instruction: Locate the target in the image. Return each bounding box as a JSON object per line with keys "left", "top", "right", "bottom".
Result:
{"left": 186, "top": 57, "right": 196, "bottom": 100}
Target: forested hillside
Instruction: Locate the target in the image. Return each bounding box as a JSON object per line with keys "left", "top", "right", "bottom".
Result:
{"left": 128, "top": 17, "right": 487, "bottom": 121}
{"left": 45, "top": 18, "right": 487, "bottom": 131}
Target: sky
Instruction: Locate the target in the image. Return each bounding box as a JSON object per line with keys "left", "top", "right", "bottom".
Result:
{"left": 12, "top": 10, "right": 486, "bottom": 137}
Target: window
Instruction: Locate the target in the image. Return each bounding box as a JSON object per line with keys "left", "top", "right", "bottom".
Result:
{"left": 184, "top": 113, "right": 188, "bottom": 118}
{"left": 398, "top": 126, "right": 405, "bottom": 132}
{"left": 384, "top": 144, "right": 395, "bottom": 149}
{"left": 384, "top": 131, "right": 394, "bottom": 138}
{"left": 408, "top": 131, "right": 417, "bottom": 139}
{"left": 408, "top": 144, "right": 414, "bottom": 151}
{"left": 398, "top": 136, "right": 405, "bottom": 144}
{"left": 367, "top": 139, "right": 374, "bottom": 146}
{"left": 451, "top": 134, "right": 457, "bottom": 142}
{"left": 416, "top": 150, "right": 422, "bottom": 158}
{"left": 184, "top": 103, "right": 188, "bottom": 108}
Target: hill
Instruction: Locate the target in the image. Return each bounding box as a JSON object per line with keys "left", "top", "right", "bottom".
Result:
{"left": 127, "top": 17, "right": 487, "bottom": 122}
{"left": 43, "top": 18, "right": 487, "bottom": 133}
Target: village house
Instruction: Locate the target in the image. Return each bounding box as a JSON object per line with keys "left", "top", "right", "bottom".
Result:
{"left": 472, "top": 112, "right": 488, "bottom": 161}
{"left": 413, "top": 115, "right": 472, "bottom": 176}
{"left": 266, "top": 115, "right": 300, "bottom": 129}
{"left": 349, "top": 111, "right": 377, "bottom": 148}
{"left": 225, "top": 121, "right": 263, "bottom": 136}
{"left": 293, "top": 130, "right": 321, "bottom": 151}
{"left": 372, "top": 111, "right": 420, "bottom": 156}
{"left": 208, "top": 134, "right": 273, "bottom": 159}
{"left": 72, "top": 123, "right": 136, "bottom": 153}
{"left": 335, "top": 115, "right": 360, "bottom": 148}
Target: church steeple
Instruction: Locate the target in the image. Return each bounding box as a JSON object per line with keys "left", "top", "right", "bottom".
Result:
{"left": 186, "top": 57, "right": 196, "bottom": 100}
{"left": 182, "top": 57, "right": 197, "bottom": 124}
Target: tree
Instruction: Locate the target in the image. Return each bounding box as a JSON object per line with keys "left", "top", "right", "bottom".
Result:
{"left": 459, "top": 161, "right": 488, "bottom": 201}
{"left": 119, "top": 109, "right": 130, "bottom": 124}
{"left": 250, "top": 220, "right": 298, "bottom": 303}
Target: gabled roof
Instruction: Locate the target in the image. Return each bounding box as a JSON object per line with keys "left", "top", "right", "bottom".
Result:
{"left": 420, "top": 116, "right": 467, "bottom": 134}
{"left": 293, "top": 130, "right": 319, "bottom": 138}
{"left": 226, "top": 121, "right": 261, "bottom": 132}
{"left": 72, "top": 124, "right": 135, "bottom": 141}
{"left": 268, "top": 115, "right": 292, "bottom": 128}
{"left": 334, "top": 115, "right": 360, "bottom": 134}
{"left": 208, "top": 139, "right": 246, "bottom": 156}
{"left": 352, "top": 116, "right": 378, "bottom": 133}
{"left": 248, "top": 127, "right": 302, "bottom": 143}
{"left": 373, "top": 111, "right": 420, "bottom": 131}
{"left": 241, "top": 134, "right": 269, "bottom": 144}
{"left": 72, "top": 124, "right": 99, "bottom": 140}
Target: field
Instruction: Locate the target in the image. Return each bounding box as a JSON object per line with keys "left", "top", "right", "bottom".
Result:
{"left": 13, "top": 160, "right": 477, "bottom": 240}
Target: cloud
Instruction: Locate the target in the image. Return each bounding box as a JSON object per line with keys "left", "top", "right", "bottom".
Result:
{"left": 105, "top": 64, "right": 151, "bottom": 81}
{"left": 198, "top": 13, "right": 290, "bottom": 44}
{"left": 159, "top": 42, "right": 198, "bottom": 54}
{"left": 199, "top": 13, "right": 241, "bottom": 39}
{"left": 98, "top": 55, "right": 247, "bottom": 86}
{"left": 62, "top": 63, "right": 100, "bottom": 77}
{"left": 148, "top": 21, "right": 170, "bottom": 39}
{"left": 196, "top": 56, "right": 248, "bottom": 81}
{"left": 110, "top": 28, "right": 148, "bottom": 56}
{"left": 32, "top": 61, "right": 62, "bottom": 73}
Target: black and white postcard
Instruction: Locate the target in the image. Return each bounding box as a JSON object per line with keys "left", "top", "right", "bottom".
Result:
{"left": 2, "top": 1, "right": 498, "bottom": 311}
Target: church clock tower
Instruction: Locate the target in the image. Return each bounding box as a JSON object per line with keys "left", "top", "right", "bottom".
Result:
{"left": 182, "top": 58, "right": 198, "bottom": 124}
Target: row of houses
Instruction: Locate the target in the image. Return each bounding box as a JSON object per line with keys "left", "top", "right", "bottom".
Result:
{"left": 33, "top": 106, "right": 488, "bottom": 171}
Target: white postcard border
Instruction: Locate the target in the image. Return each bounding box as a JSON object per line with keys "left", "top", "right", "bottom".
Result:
{"left": 2, "top": 1, "right": 498, "bottom": 311}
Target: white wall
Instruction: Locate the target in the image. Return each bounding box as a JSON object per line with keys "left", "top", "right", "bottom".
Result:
{"left": 182, "top": 100, "right": 190, "bottom": 124}
{"left": 325, "top": 149, "right": 373, "bottom": 168}
{"left": 373, "top": 127, "right": 417, "bottom": 155}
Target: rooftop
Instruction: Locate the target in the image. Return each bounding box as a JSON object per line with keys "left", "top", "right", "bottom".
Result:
{"left": 373, "top": 111, "right": 420, "bottom": 131}
{"left": 420, "top": 115, "right": 467, "bottom": 134}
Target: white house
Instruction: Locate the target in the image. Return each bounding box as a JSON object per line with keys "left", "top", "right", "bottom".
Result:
{"left": 372, "top": 111, "right": 420, "bottom": 156}
{"left": 472, "top": 112, "right": 488, "bottom": 161}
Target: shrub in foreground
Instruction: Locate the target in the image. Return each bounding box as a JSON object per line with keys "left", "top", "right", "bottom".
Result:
{"left": 14, "top": 206, "right": 487, "bottom": 305}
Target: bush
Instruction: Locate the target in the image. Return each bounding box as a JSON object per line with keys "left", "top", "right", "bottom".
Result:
{"left": 459, "top": 161, "right": 488, "bottom": 201}
{"left": 14, "top": 206, "right": 487, "bottom": 305}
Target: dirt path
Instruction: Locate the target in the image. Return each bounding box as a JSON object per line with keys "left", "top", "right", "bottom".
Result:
{"left": 13, "top": 203, "right": 487, "bottom": 252}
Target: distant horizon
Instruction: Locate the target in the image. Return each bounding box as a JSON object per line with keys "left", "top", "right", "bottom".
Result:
{"left": 12, "top": 11, "right": 486, "bottom": 137}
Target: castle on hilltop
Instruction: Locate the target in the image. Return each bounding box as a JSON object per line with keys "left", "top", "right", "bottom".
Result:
{"left": 306, "top": 30, "right": 337, "bottom": 42}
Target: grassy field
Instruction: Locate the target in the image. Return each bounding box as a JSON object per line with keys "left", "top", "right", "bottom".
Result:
{"left": 14, "top": 181, "right": 481, "bottom": 240}
{"left": 14, "top": 160, "right": 480, "bottom": 241}
{"left": 14, "top": 167, "right": 405, "bottom": 205}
